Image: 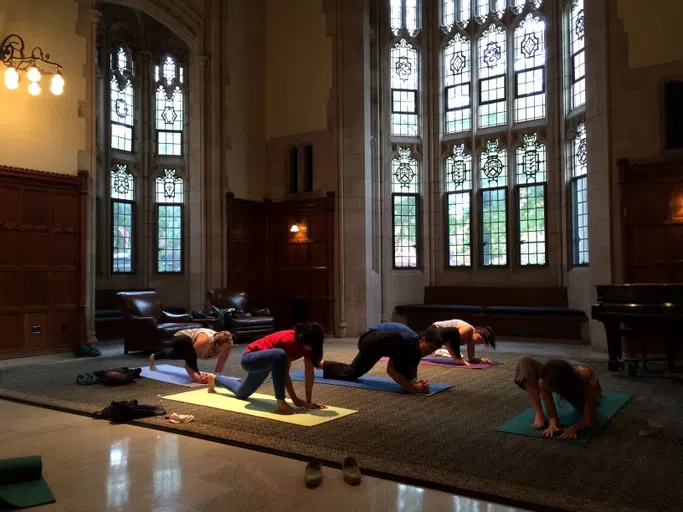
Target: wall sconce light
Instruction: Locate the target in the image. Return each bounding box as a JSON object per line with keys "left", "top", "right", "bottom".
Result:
{"left": 1, "top": 34, "right": 64, "bottom": 96}
{"left": 290, "top": 218, "right": 301, "bottom": 233}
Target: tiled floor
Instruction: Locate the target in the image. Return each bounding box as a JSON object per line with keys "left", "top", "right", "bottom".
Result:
{"left": 0, "top": 338, "right": 594, "bottom": 511}
{"left": 0, "top": 400, "right": 524, "bottom": 511}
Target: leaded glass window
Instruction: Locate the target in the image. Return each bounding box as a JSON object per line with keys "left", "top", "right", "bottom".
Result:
{"left": 155, "top": 169, "right": 184, "bottom": 273}
{"left": 446, "top": 144, "right": 473, "bottom": 266}
{"left": 110, "top": 46, "right": 134, "bottom": 152}
{"left": 155, "top": 55, "right": 184, "bottom": 156}
{"left": 514, "top": 14, "right": 546, "bottom": 123}
{"left": 392, "top": 147, "right": 419, "bottom": 268}
{"left": 476, "top": 0, "right": 504, "bottom": 20}
{"left": 110, "top": 164, "right": 134, "bottom": 273}
{"left": 478, "top": 24, "right": 507, "bottom": 129}
{"left": 516, "top": 133, "right": 547, "bottom": 265}
{"left": 480, "top": 140, "right": 507, "bottom": 266}
{"left": 570, "top": 0, "right": 585, "bottom": 109}
{"left": 571, "top": 123, "right": 588, "bottom": 264}
{"left": 512, "top": 0, "right": 542, "bottom": 13}
{"left": 459, "top": 0, "right": 471, "bottom": 25}
{"left": 444, "top": 34, "right": 472, "bottom": 134}
{"left": 391, "top": 0, "right": 419, "bottom": 36}
{"left": 391, "top": 39, "right": 419, "bottom": 137}
{"left": 443, "top": 0, "right": 456, "bottom": 28}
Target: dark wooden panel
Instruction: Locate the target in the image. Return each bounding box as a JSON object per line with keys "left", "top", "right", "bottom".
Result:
{"left": 24, "top": 271, "right": 50, "bottom": 306}
{"left": 0, "top": 185, "right": 21, "bottom": 223}
{"left": 0, "top": 165, "right": 87, "bottom": 358}
{"left": 22, "top": 190, "right": 51, "bottom": 226}
{"left": 51, "top": 232, "right": 79, "bottom": 266}
{"left": 0, "top": 271, "right": 22, "bottom": 308}
{"left": 21, "top": 230, "right": 50, "bottom": 266}
{"left": 0, "top": 314, "right": 21, "bottom": 351}
{"left": 51, "top": 270, "right": 79, "bottom": 305}
{"left": 24, "top": 312, "right": 48, "bottom": 349}
{"left": 0, "top": 230, "right": 21, "bottom": 265}
{"left": 51, "top": 309, "right": 79, "bottom": 348}
{"left": 52, "top": 193, "right": 79, "bottom": 229}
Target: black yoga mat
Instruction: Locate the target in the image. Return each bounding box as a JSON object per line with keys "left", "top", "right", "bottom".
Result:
{"left": 0, "top": 456, "right": 55, "bottom": 509}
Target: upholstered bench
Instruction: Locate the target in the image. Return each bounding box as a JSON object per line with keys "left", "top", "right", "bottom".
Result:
{"left": 395, "top": 286, "right": 588, "bottom": 341}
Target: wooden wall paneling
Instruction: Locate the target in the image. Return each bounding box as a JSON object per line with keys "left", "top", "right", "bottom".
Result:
{"left": 0, "top": 166, "right": 87, "bottom": 359}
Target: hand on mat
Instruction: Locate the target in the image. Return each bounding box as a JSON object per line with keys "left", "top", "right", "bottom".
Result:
{"left": 531, "top": 414, "right": 547, "bottom": 429}
{"left": 195, "top": 373, "right": 210, "bottom": 384}
{"left": 292, "top": 397, "right": 307, "bottom": 408}
{"left": 413, "top": 381, "right": 431, "bottom": 394}
{"left": 303, "top": 402, "right": 327, "bottom": 410}
{"left": 540, "top": 424, "right": 561, "bottom": 438}
{"left": 559, "top": 425, "right": 580, "bottom": 440}
{"left": 455, "top": 359, "right": 471, "bottom": 366}
{"left": 479, "top": 357, "right": 493, "bottom": 364}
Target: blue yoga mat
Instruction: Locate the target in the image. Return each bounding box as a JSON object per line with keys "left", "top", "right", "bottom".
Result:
{"left": 289, "top": 369, "right": 453, "bottom": 396}
{"left": 495, "top": 392, "right": 632, "bottom": 443}
{"left": 140, "top": 365, "right": 205, "bottom": 387}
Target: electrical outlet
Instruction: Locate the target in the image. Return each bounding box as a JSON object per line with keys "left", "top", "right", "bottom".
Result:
{"left": 32, "top": 325, "right": 41, "bottom": 335}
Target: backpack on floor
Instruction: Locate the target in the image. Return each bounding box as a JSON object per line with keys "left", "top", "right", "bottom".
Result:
{"left": 92, "top": 367, "right": 142, "bottom": 386}
{"left": 93, "top": 400, "right": 165, "bottom": 423}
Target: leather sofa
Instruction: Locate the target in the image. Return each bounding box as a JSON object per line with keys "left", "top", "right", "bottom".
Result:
{"left": 117, "top": 291, "right": 202, "bottom": 353}
{"left": 206, "top": 289, "right": 275, "bottom": 343}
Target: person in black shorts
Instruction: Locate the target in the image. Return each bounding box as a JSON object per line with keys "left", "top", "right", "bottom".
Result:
{"left": 319, "top": 322, "right": 443, "bottom": 394}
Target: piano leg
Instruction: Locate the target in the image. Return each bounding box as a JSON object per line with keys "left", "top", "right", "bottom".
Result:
{"left": 605, "top": 322, "right": 623, "bottom": 372}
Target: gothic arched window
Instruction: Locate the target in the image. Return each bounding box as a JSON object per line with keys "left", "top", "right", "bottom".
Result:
{"left": 569, "top": 0, "right": 585, "bottom": 109}
{"left": 392, "top": 147, "right": 420, "bottom": 268}
{"left": 477, "top": 24, "right": 507, "bottom": 129}
{"left": 444, "top": 33, "right": 472, "bottom": 134}
{"left": 110, "top": 164, "right": 135, "bottom": 273}
{"left": 514, "top": 14, "right": 546, "bottom": 122}
{"left": 479, "top": 139, "right": 508, "bottom": 266}
{"left": 390, "top": 39, "right": 420, "bottom": 137}
{"left": 110, "top": 46, "right": 134, "bottom": 152}
{"left": 515, "top": 133, "right": 547, "bottom": 265}
{"left": 155, "top": 55, "right": 185, "bottom": 156}
{"left": 445, "top": 144, "right": 473, "bottom": 267}
{"left": 571, "top": 123, "right": 588, "bottom": 264}
{"left": 155, "top": 169, "right": 184, "bottom": 272}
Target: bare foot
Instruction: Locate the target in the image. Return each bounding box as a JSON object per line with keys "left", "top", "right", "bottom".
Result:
{"left": 207, "top": 373, "right": 217, "bottom": 393}
{"left": 276, "top": 400, "right": 297, "bottom": 415}
{"left": 531, "top": 413, "right": 546, "bottom": 429}
{"left": 149, "top": 354, "right": 157, "bottom": 371}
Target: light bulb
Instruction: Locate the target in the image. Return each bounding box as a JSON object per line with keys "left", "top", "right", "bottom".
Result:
{"left": 28, "top": 82, "right": 41, "bottom": 96}
{"left": 27, "top": 67, "right": 41, "bottom": 82}
{"left": 51, "top": 74, "right": 64, "bottom": 95}
{"left": 4, "top": 67, "right": 19, "bottom": 89}
{"left": 52, "top": 73, "right": 64, "bottom": 89}
{"left": 290, "top": 224, "right": 299, "bottom": 233}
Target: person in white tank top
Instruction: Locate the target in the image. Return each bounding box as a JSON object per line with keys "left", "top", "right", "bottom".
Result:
{"left": 430, "top": 319, "right": 495, "bottom": 365}
{"left": 149, "top": 328, "right": 233, "bottom": 383}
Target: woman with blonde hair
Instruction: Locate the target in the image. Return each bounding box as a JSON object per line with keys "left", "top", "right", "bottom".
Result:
{"left": 150, "top": 328, "right": 233, "bottom": 384}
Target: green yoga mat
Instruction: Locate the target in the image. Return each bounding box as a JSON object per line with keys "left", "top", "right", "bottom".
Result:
{"left": 495, "top": 392, "right": 632, "bottom": 443}
{"left": 0, "top": 456, "right": 55, "bottom": 509}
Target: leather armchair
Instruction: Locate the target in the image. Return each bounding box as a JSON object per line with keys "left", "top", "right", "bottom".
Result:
{"left": 117, "top": 291, "right": 202, "bottom": 353}
{"left": 206, "top": 289, "right": 275, "bottom": 343}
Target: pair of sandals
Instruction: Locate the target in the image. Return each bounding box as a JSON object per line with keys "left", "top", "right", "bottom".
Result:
{"left": 305, "top": 457, "right": 361, "bottom": 488}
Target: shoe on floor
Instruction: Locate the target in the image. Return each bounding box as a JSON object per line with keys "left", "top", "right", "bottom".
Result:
{"left": 304, "top": 460, "right": 323, "bottom": 488}
{"left": 342, "top": 456, "right": 361, "bottom": 485}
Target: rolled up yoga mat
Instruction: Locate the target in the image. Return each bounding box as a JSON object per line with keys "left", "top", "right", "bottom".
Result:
{"left": 0, "top": 456, "right": 55, "bottom": 509}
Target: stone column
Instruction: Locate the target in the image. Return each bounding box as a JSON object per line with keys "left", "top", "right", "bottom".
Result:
{"left": 187, "top": 53, "right": 209, "bottom": 311}
{"left": 79, "top": 6, "right": 101, "bottom": 345}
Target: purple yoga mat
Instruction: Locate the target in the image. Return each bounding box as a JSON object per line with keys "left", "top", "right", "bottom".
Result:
{"left": 379, "top": 357, "right": 499, "bottom": 369}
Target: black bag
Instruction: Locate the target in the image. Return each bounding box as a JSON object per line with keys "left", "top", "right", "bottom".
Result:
{"left": 93, "top": 400, "right": 164, "bottom": 423}
{"left": 92, "top": 367, "right": 142, "bottom": 386}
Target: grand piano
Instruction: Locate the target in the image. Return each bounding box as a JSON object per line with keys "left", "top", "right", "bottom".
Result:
{"left": 592, "top": 284, "right": 683, "bottom": 372}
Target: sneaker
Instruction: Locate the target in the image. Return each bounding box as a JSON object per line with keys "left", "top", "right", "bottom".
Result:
{"left": 342, "top": 456, "right": 361, "bottom": 485}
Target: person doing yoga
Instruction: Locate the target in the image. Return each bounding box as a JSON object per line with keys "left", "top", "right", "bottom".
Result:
{"left": 320, "top": 322, "right": 443, "bottom": 394}
{"left": 208, "top": 322, "right": 325, "bottom": 415}
{"left": 430, "top": 319, "right": 495, "bottom": 366}
{"left": 514, "top": 357, "right": 602, "bottom": 440}
{"left": 149, "top": 328, "right": 233, "bottom": 384}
